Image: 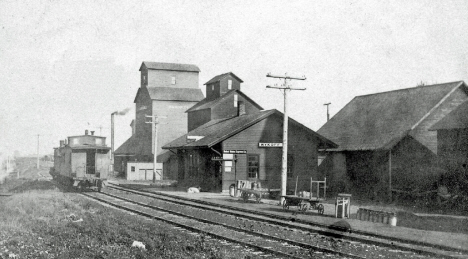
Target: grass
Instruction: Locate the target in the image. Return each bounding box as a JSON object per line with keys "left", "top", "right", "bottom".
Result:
{"left": 0, "top": 184, "right": 256, "bottom": 259}
{"left": 0, "top": 157, "right": 257, "bottom": 259}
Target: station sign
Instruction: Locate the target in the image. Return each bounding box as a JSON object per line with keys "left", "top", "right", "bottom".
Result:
{"left": 223, "top": 150, "right": 247, "bottom": 154}
{"left": 211, "top": 156, "right": 231, "bottom": 161}
{"left": 258, "top": 143, "right": 283, "bottom": 147}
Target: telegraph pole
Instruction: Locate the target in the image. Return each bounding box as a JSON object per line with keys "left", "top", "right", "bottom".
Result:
{"left": 145, "top": 115, "right": 166, "bottom": 182}
{"left": 266, "top": 73, "right": 306, "bottom": 204}
{"left": 324, "top": 103, "right": 331, "bottom": 121}
{"left": 37, "top": 134, "right": 40, "bottom": 169}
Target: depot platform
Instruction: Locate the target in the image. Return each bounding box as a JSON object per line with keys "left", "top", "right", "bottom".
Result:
{"left": 107, "top": 180, "right": 468, "bottom": 254}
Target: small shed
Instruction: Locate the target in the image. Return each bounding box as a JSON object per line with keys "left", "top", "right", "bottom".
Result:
{"left": 126, "top": 162, "right": 163, "bottom": 181}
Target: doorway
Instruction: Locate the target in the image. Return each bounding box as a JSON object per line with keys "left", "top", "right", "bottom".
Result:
{"left": 86, "top": 149, "right": 96, "bottom": 174}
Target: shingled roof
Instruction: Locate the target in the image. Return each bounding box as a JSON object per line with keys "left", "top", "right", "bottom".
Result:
{"left": 114, "top": 136, "right": 149, "bottom": 156}
{"left": 318, "top": 81, "right": 466, "bottom": 151}
{"left": 140, "top": 62, "right": 200, "bottom": 72}
{"left": 186, "top": 89, "right": 263, "bottom": 112}
{"left": 431, "top": 100, "right": 468, "bottom": 130}
{"left": 204, "top": 72, "right": 243, "bottom": 85}
{"left": 163, "top": 109, "right": 337, "bottom": 150}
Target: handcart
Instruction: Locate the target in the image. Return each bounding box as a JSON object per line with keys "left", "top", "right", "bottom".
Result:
{"left": 236, "top": 180, "right": 280, "bottom": 203}
{"left": 281, "top": 177, "right": 326, "bottom": 215}
{"left": 239, "top": 188, "right": 269, "bottom": 203}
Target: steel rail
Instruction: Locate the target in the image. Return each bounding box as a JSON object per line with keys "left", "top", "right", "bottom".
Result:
{"left": 107, "top": 183, "right": 466, "bottom": 259}
{"left": 97, "top": 190, "right": 365, "bottom": 259}
{"left": 81, "top": 191, "right": 335, "bottom": 259}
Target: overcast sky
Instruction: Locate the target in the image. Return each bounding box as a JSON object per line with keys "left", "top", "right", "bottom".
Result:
{"left": 1, "top": 0, "right": 467, "bottom": 156}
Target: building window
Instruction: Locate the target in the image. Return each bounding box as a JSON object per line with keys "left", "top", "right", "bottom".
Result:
{"left": 228, "top": 79, "right": 232, "bottom": 89}
{"left": 212, "top": 85, "right": 214, "bottom": 91}
{"left": 171, "top": 76, "right": 176, "bottom": 85}
{"left": 131, "top": 166, "right": 135, "bottom": 172}
{"left": 95, "top": 138, "right": 102, "bottom": 145}
{"left": 234, "top": 94, "right": 238, "bottom": 107}
{"left": 247, "top": 154, "right": 259, "bottom": 178}
{"left": 73, "top": 138, "right": 79, "bottom": 145}
{"left": 287, "top": 154, "right": 294, "bottom": 178}
{"left": 318, "top": 155, "right": 325, "bottom": 166}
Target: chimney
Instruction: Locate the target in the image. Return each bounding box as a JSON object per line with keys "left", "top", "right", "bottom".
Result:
{"left": 85, "top": 130, "right": 89, "bottom": 135}
{"left": 238, "top": 101, "right": 246, "bottom": 116}
{"left": 60, "top": 140, "right": 64, "bottom": 147}
{"left": 64, "top": 138, "right": 68, "bottom": 145}
{"left": 91, "top": 131, "right": 95, "bottom": 136}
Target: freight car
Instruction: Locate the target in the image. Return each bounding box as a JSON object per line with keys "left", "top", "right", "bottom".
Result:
{"left": 50, "top": 130, "right": 111, "bottom": 191}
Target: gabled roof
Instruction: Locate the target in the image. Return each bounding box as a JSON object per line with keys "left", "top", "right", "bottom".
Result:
{"left": 114, "top": 136, "right": 149, "bottom": 155}
{"left": 140, "top": 62, "right": 200, "bottom": 72}
{"left": 430, "top": 100, "right": 468, "bottom": 130}
{"left": 204, "top": 72, "right": 243, "bottom": 85}
{"left": 134, "top": 87, "right": 205, "bottom": 103}
{"left": 318, "top": 81, "right": 466, "bottom": 151}
{"left": 163, "top": 109, "right": 337, "bottom": 150}
{"left": 186, "top": 89, "right": 263, "bottom": 112}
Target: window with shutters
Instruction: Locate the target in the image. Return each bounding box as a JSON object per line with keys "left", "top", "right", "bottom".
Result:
{"left": 247, "top": 154, "right": 259, "bottom": 178}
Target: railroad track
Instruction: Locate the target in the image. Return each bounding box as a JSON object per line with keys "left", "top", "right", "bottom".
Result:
{"left": 82, "top": 190, "right": 363, "bottom": 259}
{"left": 105, "top": 183, "right": 468, "bottom": 259}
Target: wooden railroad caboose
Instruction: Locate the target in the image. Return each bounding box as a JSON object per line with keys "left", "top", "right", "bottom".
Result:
{"left": 52, "top": 130, "right": 111, "bottom": 191}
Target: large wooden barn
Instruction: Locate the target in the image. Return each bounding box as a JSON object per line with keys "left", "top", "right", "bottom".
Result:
{"left": 430, "top": 100, "right": 468, "bottom": 169}
{"left": 163, "top": 72, "right": 336, "bottom": 192}
{"left": 317, "top": 81, "right": 468, "bottom": 200}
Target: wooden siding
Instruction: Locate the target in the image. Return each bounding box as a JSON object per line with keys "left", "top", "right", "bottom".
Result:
{"left": 206, "top": 82, "right": 221, "bottom": 101}
{"left": 152, "top": 100, "right": 197, "bottom": 162}
{"left": 205, "top": 75, "right": 242, "bottom": 101}
{"left": 318, "top": 152, "right": 347, "bottom": 195}
{"left": 222, "top": 116, "right": 319, "bottom": 192}
{"left": 68, "top": 135, "right": 106, "bottom": 147}
{"left": 391, "top": 136, "right": 439, "bottom": 191}
{"left": 71, "top": 153, "right": 86, "bottom": 178}
{"left": 96, "top": 153, "right": 110, "bottom": 179}
{"left": 411, "top": 87, "right": 468, "bottom": 154}
{"left": 437, "top": 129, "right": 468, "bottom": 168}
{"left": 146, "top": 69, "right": 199, "bottom": 89}
{"left": 211, "top": 93, "right": 262, "bottom": 120}
{"left": 329, "top": 136, "right": 439, "bottom": 200}
{"left": 135, "top": 87, "right": 153, "bottom": 138}
{"left": 219, "top": 75, "right": 241, "bottom": 96}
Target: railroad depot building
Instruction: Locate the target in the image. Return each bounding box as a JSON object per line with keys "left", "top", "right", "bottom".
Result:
{"left": 317, "top": 81, "right": 468, "bottom": 200}
{"left": 163, "top": 73, "right": 336, "bottom": 192}
{"left": 430, "top": 100, "right": 468, "bottom": 168}
{"left": 114, "top": 62, "right": 204, "bottom": 179}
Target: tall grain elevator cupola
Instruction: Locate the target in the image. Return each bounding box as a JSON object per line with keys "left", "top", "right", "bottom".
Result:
{"left": 204, "top": 72, "right": 243, "bottom": 101}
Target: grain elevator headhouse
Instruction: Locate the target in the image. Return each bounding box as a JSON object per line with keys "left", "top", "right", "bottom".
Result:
{"left": 114, "top": 62, "right": 204, "bottom": 179}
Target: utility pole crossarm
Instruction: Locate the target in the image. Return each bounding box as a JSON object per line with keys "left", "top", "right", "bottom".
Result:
{"left": 267, "top": 73, "right": 306, "bottom": 80}
{"left": 266, "top": 72, "right": 307, "bottom": 204}
{"left": 266, "top": 85, "right": 306, "bottom": 90}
